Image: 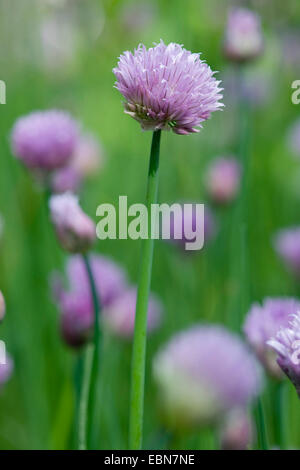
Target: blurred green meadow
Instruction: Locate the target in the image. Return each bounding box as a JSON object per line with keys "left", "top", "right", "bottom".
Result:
{"left": 0, "top": 0, "right": 300, "bottom": 450}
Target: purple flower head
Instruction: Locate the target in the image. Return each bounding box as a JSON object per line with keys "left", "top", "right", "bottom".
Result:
{"left": 51, "top": 166, "right": 81, "bottom": 194}
{"left": 224, "top": 8, "right": 263, "bottom": 63}
{"left": 52, "top": 254, "right": 127, "bottom": 348}
{"left": 268, "top": 313, "right": 300, "bottom": 398}
{"left": 273, "top": 227, "right": 300, "bottom": 277}
{"left": 220, "top": 408, "right": 253, "bottom": 450}
{"left": 0, "top": 355, "right": 13, "bottom": 388}
{"left": 113, "top": 40, "right": 223, "bottom": 135}
{"left": 244, "top": 297, "right": 300, "bottom": 379}
{"left": 0, "top": 291, "right": 5, "bottom": 322}
{"left": 103, "top": 286, "right": 162, "bottom": 339}
{"left": 287, "top": 119, "right": 300, "bottom": 157}
{"left": 71, "top": 133, "right": 104, "bottom": 178}
{"left": 11, "top": 110, "right": 79, "bottom": 171}
{"left": 153, "top": 325, "right": 262, "bottom": 430}
{"left": 163, "top": 203, "right": 217, "bottom": 252}
{"left": 49, "top": 192, "right": 96, "bottom": 253}
{"left": 205, "top": 157, "right": 241, "bottom": 204}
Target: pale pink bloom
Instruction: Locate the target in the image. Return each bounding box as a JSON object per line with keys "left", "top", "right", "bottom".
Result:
{"left": 49, "top": 192, "right": 95, "bottom": 253}
{"left": 224, "top": 8, "right": 263, "bottom": 63}
{"left": 220, "top": 408, "right": 253, "bottom": 450}
{"left": 103, "top": 287, "right": 162, "bottom": 338}
{"left": 71, "top": 133, "right": 104, "bottom": 178}
{"left": 206, "top": 157, "right": 241, "bottom": 204}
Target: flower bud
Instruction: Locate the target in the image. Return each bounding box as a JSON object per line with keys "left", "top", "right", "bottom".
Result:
{"left": 49, "top": 192, "right": 96, "bottom": 253}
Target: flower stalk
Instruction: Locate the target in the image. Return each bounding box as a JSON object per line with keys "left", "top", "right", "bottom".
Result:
{"left": 78, "top": 254, "right": 101, "bottom": 450}
{"left": 129, "top": 130, "right": 161, "bottom": 450}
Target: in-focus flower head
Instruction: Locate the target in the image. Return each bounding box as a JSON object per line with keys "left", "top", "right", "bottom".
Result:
{"left": 49, "top": 192, "right": 96, "bottom": 253}
{"left": 0, "top": 291, "right": 5, "bottom": 322}
{"left": 52, "top": 254, "right": 128, "bottom": 348}
{"left": 224, "top": 8, "right": 263, "bottom": 63}
{"left": 103, "top": 286, "right": 162, "bottom": 338}
{"left": 113, "top": 40, "right": 223, "bottom": 135}
{"left": 0, "top": 355, "right": 13, "bottom": 388}
{"left": 11, "top": 110, "right": 79, "bottom": 171}
{"left": 205, "top": 157, "right": 241, "bottom": 204}
{"left": 244, "top": 297, "right": 300, "bottom": 378}
{"left": 153, "top": 325, "right": 262, "bottom": 430}
{"left": 268, "top": 312, "right": 300, "bottom": 398}
{"left": 273, "top": 227, "right": 300, "bottom": 277}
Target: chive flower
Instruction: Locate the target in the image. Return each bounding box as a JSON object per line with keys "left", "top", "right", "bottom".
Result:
{"left": 205, "top": 157, "right": 241, "bottom": 205}
{"left": 49, "top": 192, "right": 96, "bottom": 253}
{"left": 153, "top": 325, "right": 262, "bottom": 430}
{"left": 268, "top": 313, "right": 300, "bottom": 398}
{"left": 223, "top": 8, "right": 263, "bottom": 63}
{"left": 113, "top": 40, "right": 223, "bottom": 135}
{"left": 273, "top": 227, "right": 300, "bottom": 278}
{"left": 0, "top": 291, "right": 5, "bottom": 322}
{"left": 11, "top": 110, "right": 79, "bottom": 171}
{"left": 244, "top": 297, "right": 300, "bottom": 378}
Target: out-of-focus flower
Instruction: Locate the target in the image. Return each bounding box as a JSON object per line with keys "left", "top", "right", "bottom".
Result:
{"left": 223, "top": 8, "right": 263, "bottom": 63}
{"left": 103, "top": 287, "right": 162, "bottom": 339}
{"left": 287, "top": 119, "right": 300, "bottom": 158}
{"left": 205, "top": 157, "right": 241, "bottom": 204}
{"left": 281, "top": 31, "right": 300, "bottom": 69}
{"left": 11, "top": 110, "right": 79, "bottom": 172}
{"left": 273, "top": 227, "right": 300, "bottom": 277}
{"left": 220, "top": 408, "right": 253, "bottom": 450}
{"left": 113, "top": 40, "right": 223, "bottom": 135}
{"left": 121, "top": 1, "right": 156, "bottom": 34}
{"left": 153, "top": 325, "right": 262, "bottom": 430}
{"left": 49, "top": 192, "right": 95, "bottom": 253}
{"left": 71, "top": 133, "right": 103, "bottom": 178}
{"left": 163, "top": 203, "right": 217, "bottom": 252}
{"left": 244, "top": 297, "right": 300, "bottom": 379}
{"left": 0, "top": 291, "right": 5, "bottom": 322}
{"left": 268, "top": 313, "right": 300, "bottom": 398}
{"left": 51, "top": 166, "right": 81, "bottom": 193}
{"left": 0, "top": 355, "right": 13, "bottom": 388}
{"left": 52, "top": 254, "right": 127, "bottom": 348}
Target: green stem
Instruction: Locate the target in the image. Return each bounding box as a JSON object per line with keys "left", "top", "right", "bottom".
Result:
{"left": 78, "top": 343, "right": 94, "bottom": 450}
{"left": 129, "top": 130, "right": 162, "bottom": 450}
{"left": 78, "top": 254, "right": 101, "bottom": 450}
{"left": 255, "top": 398, "right": 268, "bottom": 450}
{"left": 274, "top": 381, "right": 286, "bottom": 449}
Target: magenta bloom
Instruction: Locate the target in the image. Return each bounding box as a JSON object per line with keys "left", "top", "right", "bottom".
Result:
{"left": 52, "top": 254, "right": 127, "bottom": 348}
{"left": 206, "top": 157, "right": 241, "bottom": 204}
{"left": 49, "top": 192, "right": 96, "bottom": 253}
{"left": 0, "top": 355, "right": 13, "bottom": 388}
{"left": 103, "top": 287, "right": 162, "bottom": 339}
{"left": 224, "top": 8, "right": 263, "bottom": 63}
{"left": 153, "top": 325, "right": 262, "bottom": 429}
{"left": 287, "top": 119, "right": 300, "bottom": 157}
{"left": 113, "top": 40, "right": 223, "bottom": 135}
{"left": 11, "top": 110, "right": 79, "bottom": 171}
{"left": 273, "top": 227, "right": 300, "bottom": 277}
{"left": 268, "top": 313, "right": 300, "bottom": 398}
{"left": 244, "top": 297, "right": 300, "bottom": 378}
{"left": 51, "top": 167, "right": 81, "bottom": 194}
{"left": 0, "top": 291, "right": 5, "bottom": 322}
